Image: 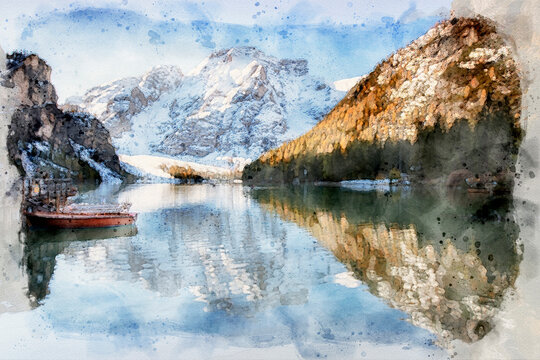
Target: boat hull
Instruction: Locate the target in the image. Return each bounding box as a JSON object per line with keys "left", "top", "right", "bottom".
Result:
{"left": 26, "top": 224, "right": 138, "bottom": 242}
{"left": 26, "top": 211, "right": 137, "bottom": 229}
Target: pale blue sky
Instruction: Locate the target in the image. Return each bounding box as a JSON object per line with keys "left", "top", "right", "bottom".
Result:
{"left": 0, "top": 0, "right": 452, "bottom": 100}
{"left": 1, "top": 0, "right": 451, "bottom": 25}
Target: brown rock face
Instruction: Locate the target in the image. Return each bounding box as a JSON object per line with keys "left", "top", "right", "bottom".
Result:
{"left": 244, "top": 17, "right": 523, "bottom": 186}
{"left": 4, "top": 52, "right": 125, "bottom": 181}
{"left": 7, "top": 55, "right": 57, "bottom": 106}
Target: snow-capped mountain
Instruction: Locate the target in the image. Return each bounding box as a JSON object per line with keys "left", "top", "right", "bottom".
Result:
{"left": 66, "top": 65, "right": 183, "bottom": 138}
{"left": 332, "top": 75, "right": 367, "bottom": 92}
{"left": 68, "top": 47, "right": 340, "bottom": 166}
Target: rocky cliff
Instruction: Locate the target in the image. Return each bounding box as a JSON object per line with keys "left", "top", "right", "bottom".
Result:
{"left": 243, "top": 17, "right": 522, "bottom": 188}
{"left": 3, "top": 52, "right": 126, "bottom": 182}
{"left": 68, "top": 47, "right": 340, "bottom": 166}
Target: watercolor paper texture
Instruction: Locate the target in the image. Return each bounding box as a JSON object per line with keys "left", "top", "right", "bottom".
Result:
{"left": 0, "top": 0, "right": 539, "bottom": 359}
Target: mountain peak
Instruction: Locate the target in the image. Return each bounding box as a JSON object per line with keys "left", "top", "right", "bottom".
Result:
{"left": 69, "top": 46, "right": 340, "bottom": 164}
{"left": 211, "top": 46, "right": 265, "bottom": 60}
{"left": 189, "top": 46, "right": 309, "bottom": 78}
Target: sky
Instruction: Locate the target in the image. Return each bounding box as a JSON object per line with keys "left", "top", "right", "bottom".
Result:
{"left": 0, "top": 0, "right": 452, "bottom": 101}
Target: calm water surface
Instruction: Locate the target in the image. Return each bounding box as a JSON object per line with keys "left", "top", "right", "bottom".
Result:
{"left": 0, "top": 184, "right": 520, "bottom": 359}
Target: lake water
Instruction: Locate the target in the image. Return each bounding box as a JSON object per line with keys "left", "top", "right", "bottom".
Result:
{"left": 0, "top": 184, "right": 521, "bottom": 359}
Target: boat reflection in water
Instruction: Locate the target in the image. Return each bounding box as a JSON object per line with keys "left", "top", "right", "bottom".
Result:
{"left": 251, "top": 186, "right": 521, "bottom": 347}
{"left": 24, "top": 225, "right": 138, "bottom": 307}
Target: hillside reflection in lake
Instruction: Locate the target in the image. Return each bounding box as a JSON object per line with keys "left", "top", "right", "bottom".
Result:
{"left": 252, "top": 186, "right": 521, "bottom": 347}
{"left": 0, "top": 184, "right": 520, "bottom": 359}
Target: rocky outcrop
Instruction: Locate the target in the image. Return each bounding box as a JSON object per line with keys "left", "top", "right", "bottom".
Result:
{"left": 243, "top": 17, "right": 522, "bottom": 187}
{"left": 4, "top": 52, "right": 126, "bottom": 182}
{"left": 68, "top": 47, "right": 340, "bottom": 165}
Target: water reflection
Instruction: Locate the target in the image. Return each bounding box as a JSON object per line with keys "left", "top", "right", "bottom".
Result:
{"left": 1, "top": 184, "right": 449, "bottom": 359}
{"left": 251, "top": 186, "right": 521, "bottom": 346}
{"left": 24, "top": 226, "right": 137, "bottom": 307}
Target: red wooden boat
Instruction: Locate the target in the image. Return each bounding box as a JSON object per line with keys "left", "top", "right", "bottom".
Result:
{"left": 23, "top": 178, "right": 137, "bottom": 229}
{"left": 25, "top": 210, "right": 137, "bottom": 229}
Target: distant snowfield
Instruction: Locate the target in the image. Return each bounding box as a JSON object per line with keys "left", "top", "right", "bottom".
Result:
{"left": 119, "top": 154, "right": 240, "bottom": 182}
{"left": 333, "top": 75, "right": 366, "bottom": 92}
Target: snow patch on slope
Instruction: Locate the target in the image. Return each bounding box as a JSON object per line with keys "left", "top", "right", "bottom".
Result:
{"left": 71, "top": 142, "right": 122, "bottom": 184}
{"left": 333, "top": 75, "right": 367, "bottom": 92}
{"left": 119, "top": 154, "right": 237, "bottom": 183}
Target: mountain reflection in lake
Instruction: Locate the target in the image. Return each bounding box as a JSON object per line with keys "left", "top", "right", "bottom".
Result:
{"left": 251, "top": 186, "right": 521, "bottom": 347}
{"left": 0, "top": 184, "right": 519, "bottom": 359}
